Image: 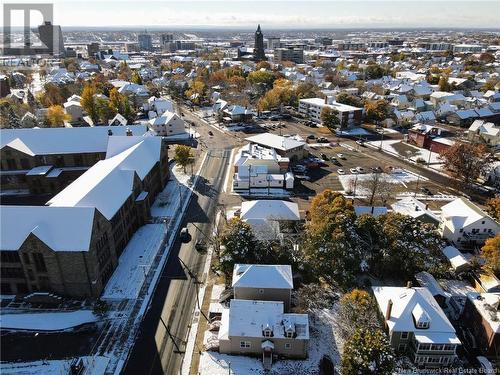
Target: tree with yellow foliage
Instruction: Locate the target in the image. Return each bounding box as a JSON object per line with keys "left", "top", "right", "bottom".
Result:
{"left": 486, "top": 198, "right": 500, "bottom": 222}
{"left": 481, "top": 233, "right": 500, "bottom": 276}
{"left": 46, "top": 105, "right": 70, "bottom": 127}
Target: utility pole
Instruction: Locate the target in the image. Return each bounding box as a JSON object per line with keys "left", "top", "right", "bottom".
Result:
{"left": 159, "top": 316, "right": 184, "bottom": 353}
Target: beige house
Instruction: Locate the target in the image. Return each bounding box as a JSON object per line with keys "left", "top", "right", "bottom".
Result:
{"left": 218, "top": 299, "right": 309, "bottom": 367}
{"left": 232, "top": 264, "right": 293, "bottom": 311}
{"left": 373, "top": 286, "right": 461, "bottom": 368}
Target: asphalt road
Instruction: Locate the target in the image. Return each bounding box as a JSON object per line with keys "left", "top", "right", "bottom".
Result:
{"left": 123, "top": 110, "right": 234, "bottom": 375}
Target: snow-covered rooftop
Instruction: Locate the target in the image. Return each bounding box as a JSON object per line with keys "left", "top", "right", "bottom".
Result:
{"left": 441, "top": 197, "right": 498, "bottom": 230}
{"left": 372, "top": 286, "right": 459, "bottom": 344}
{"left": 218, "top": 299, "right": 309, "bottom": 340}
{"left": 245, "top": 133, "right": 305, "bottom": 152}
{"left": 0, "top": 125, "right": 148, "bottom": 156}
{"left": 232, "top": 264, "right": 293, "bottom": 290}
{"left": 47, "top": 137, "right": 161, "bottom": 220}
{"left": 391, "top": 197, "right": 439, "bottom": 222}
{"left": 0, "top": 206, "right": 95, "bottom": 252}
{"left": 240, "top": 200, "right": 299, "bottom": 221}
{"left": 442, "top": 245, "right": 470, "bottom": 271}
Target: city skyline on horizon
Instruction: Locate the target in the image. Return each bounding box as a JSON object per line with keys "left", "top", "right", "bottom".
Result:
{"left": 4, "top": 0, "right": 500, "bottom": 29}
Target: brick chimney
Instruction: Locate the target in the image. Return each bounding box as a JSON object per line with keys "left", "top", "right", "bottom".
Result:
{"left": 126, "top": 127, "right": 132, "bottom": 136}
{"left": 406, "top": 281, "right": 412, "bottom": 288}
{"left": 385, "top": 299, "right": 393, "bottom": 321}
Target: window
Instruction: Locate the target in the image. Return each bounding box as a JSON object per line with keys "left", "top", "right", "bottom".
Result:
{"left": 459, "top": 228, "right": 463, "bottom": 233}
{"left": 284, "top": 343, "right": 291, "bottom": 349}
{"left": 443, "top": 344, "right": 455, "bottom": 351}
{"left": 22, "top": 253, "right": 30, "bottom": 264}
{"left": 259, "top": 289, "right": 264, "bottom": 294}
{"left": 33, "top": 253, "right": 47, "bottom": 272}
{"left": 286, "top": 331, "right": 294, "bottom": 338}
{"left": 240, "top": 341, "right": 251, "bottom": 348}
{"left": 430, "top": 344, "right": 443, "bottom": 351}
{"left": 263, "top": 329, "right": 272, "bottom": 338}
{"left": 401, "top": 332, "right": 409, "bottom": 340}
{"left": 482, "top": 221, "right": 485, "bottom": 225}
{"left": 419, "top": 343, "right": 431, "bottom": 351}
{"left": 398, "top": 344, "right": 406, "bottom": 352}
{"left": 416, "top": 321, "right": 429, "bottom": 329}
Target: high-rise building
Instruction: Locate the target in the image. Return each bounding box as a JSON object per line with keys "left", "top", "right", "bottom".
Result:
{"left": 274, "top": 47, "right": 304, "bottom": 64}
{"left": 87, "top": 42, "right": 100, "bottom": 58}
{"left": 253, "top": 24, "right": 266, "bottom": 61}
{"left": 138, "top": 31, "right": 153, "bottom": 51}
{"left": 37, "top": 22, "right": 65, "bottom": 56}
{"left": 267, "top": 37, "right": 281, "bottom": 49}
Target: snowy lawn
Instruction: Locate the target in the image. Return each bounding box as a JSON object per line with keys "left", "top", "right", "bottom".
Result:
{"left": 199, "top": 307, "right": 343, "bottom": 375}
{"left": 101, "top": 224, "right": 165, "bottom": 300}
{"left": 366, "top": 140, "right": 443, "bottom": 166}
{"left": 0, "top": 310, "right": 97, "bottom": 331}
{"left": 338, "top": 170, "right": 424, "bottom": 195}
{"left": 0, "top": 356, "right": 109, "bottom": 375}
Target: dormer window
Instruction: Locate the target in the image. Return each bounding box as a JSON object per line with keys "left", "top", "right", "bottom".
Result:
{"left": 262, "top": 323, "right": 273, "bottom": 338}
{"left": 412, "top": 303, "right": 431, "bottom": 330}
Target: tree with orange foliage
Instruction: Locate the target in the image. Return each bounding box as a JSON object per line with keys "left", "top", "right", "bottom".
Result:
{"left": 439, "top": 141, "right": 490, "bottom": 187}
{"left": 486, "top": 198, "right": 500, "bottom": 221}
{"left": 481, "top": 233, "right": 500, "bottom": 276}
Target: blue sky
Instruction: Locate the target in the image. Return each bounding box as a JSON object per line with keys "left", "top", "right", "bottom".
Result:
{"left": 4, "top": 1, "right": 500, "bottom": 28}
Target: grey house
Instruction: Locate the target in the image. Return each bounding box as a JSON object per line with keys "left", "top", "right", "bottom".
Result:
{"left": 232, "top": 264, "right": 293, "bottom": 311}
{"left": 373, "top": 286, "right": 461, "bottom": 368}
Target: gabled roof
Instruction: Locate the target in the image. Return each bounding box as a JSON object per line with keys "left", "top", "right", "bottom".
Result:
{"left": 441, "top": 198, "right": 498, "bottom": 230}
{"left": 0, "top": 126, "right": 148, "bottom": 156}
{"left": 240, "top": 200, "right": 299, "bottom": 221}
{"left": 391, "top": 197, "right": 439, "bottom": 222}
{"left": 0, "top": 206, "right": 95, "bottom": 252}
{"left": 47, "top": 137, "right": 161, "bottom": 220}
{"left": 372, "top": 286, "right": 459, "bottom": 343}
{"left": 232, "top": 264, "right": 293, "bottom": 289}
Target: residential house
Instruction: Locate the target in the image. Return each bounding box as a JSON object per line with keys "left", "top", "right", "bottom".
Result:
{"left": 239, "top": 200, "right": 300, "bottom": 240}
{"left": 391, "top": 197, "right": 440, "bottom": 226}
{"left": 232, "top": 264, "right": 293, "bottom": 311}
{"left": 439, "top": 198, "right": 500, "bottom": 251}
{"left": 218, "top": 299, "right": 309, "bottom": 364}
{"left": 148, "top": 111, "right": 187, "bottom": 137}
{"left": 468, "top": 120, "right": 500, "bottom": 148}
{"left": 372, "top": 286, "right": 461, "bottom": 368}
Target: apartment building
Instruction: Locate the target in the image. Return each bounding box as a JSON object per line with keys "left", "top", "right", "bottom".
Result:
{"left": 299, "top": 97, "right": 363, "bottom": 128}
{"left": 273, "top": 47, "right": 304, "bottom": 64}
{"left": 0, "top": 126, "right": 148, "bottom": 196}
{"left": 0, "top": 136, "right": 169, "bottom": 297}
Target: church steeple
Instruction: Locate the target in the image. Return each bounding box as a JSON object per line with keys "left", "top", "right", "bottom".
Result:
{"left": 253, "top": 24, "right": 265, "bottom": 61}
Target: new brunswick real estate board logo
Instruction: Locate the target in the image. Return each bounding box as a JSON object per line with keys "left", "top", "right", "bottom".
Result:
{"left": 3, "top": 3, "right": 61, "bottom": 56}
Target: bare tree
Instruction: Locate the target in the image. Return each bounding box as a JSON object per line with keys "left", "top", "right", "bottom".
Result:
{"left": 359, "top": 173, "right": 395, "bottom": 206}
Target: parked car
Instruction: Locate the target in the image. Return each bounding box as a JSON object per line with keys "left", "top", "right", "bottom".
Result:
{"left": 295, "top": 174, "right": 311, "bottom": 181}
{"left": 307, "top": 134, "right": 316, "bottom": 140}
{"left": 180, "top": 227, "right": 190, "bottom": 242}
{"left": 321, "top": 153, "right": 328, "bottom": 161}
{"left": 421, "top": 187, "right": 433, "bottom": 195}
{"left": 371, "top": 166, "right": 383, "bottom": 173}
{"left": 356, "top": 140, "right": 365, "bottom": 146}
{"left": 292, "top": 165, "right": 307, "bottom": 173}
{"left": 356, "top": 167, "right": 365, "bottom": 174}
{"left": 337, "top": 153, "right": 345, "bottom": 159}
{"left": 337, "top": 169, "right": 346, "bottom": 175}
{"left": 208, "top": 130, "right": 213, "bottom": 136}
{"left": 317, "top": 137, "right": 329, "bottom": 143}
{"left": 195, "top": 240, "right": 206, "bottom": 252}
{"left": 349, "top": 168, "right": 358, "bottom": 174}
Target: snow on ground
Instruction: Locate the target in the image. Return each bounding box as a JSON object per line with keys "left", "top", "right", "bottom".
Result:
{"left": 151, "top": 165, "right": 191, "bottom": 218}
{"left": 336, "top": 127, "right": 371, "bottom": 136}
{"left": 338, "top": 170, "right": 423, "bottom": 195}
{"left": 101, "top": 224, "right": 165, "bottom": 300}
{"left": 0, "top": 310, "right": 97, "bottom": 331}
{"left": 199, "top": 306, "right": 343, "bottom": 375}
{"left": 0, "top": 356, "right": 109, "bottom": 375}
{"left": 366, "top": 140, "right": 443, "bottom": 166}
